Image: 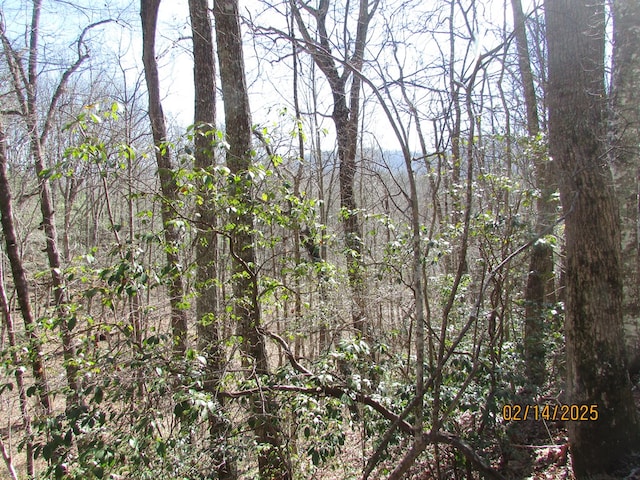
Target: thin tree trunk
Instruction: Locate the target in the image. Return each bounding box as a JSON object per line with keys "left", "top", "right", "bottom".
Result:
{"left": 546, "top": 0, "right": 640, "bottom": 475}
{"left": 309, "top": 60, "right": 331, "bottom": 352}
{"left": 140, "top": 0, "right": 188, "bottom": 355}
{"left": 610, "top": 0, "right": 640, "bottom": 372}
{"left": 124, "top": 139, "right": 144, "bottom": 348}
{"left": 447, "top": 0, "right": 466, "bottom": 275}
{"left": 511, "top": 0, "right": 555, "bottom": 387}
{"left": 0, "top": 120, "right": 52, "bottom": 416}
{"left": 290, "top": 13, "right": 305, "bottom": 362}
{"left": 0, "top": 123, "right": 37, "bottom": 478}
{"left": 213, "top": 1, "right": 291, "bottom": 478}
{"left": 0, "top": 271, "right": 32, "bottom": 479}
{"left": 22, "top": 0, "right": 81, "bottom": 406}
{"left": 188, "top": 0, "right": 236, "bottom": 477}
{"left": 0, "top": 436, "right": 18, "bottom": 480}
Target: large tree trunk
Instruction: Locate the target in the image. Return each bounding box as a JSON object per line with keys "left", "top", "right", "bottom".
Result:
{"left": 188, "top": 0, "right": 236, "bottom": 477}
{"left": 140, "top": 0, "right": 188, "bottom": 355}
{"left": 610, "top": 0, "right": 640, "bottom": 372}
{"left": 213, "top": 1, "right": 291, "bottom": 478}
{"left": 545, "top": 0, "right": 640, "bottom": 475}
{"left": 511, "top": 0, "right": 555, "bottom": 387}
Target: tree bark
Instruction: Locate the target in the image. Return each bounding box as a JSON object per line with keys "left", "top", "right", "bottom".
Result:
{"left": 610, "top": 0, "right": 640, "bottom": 372}
{"left": 511, "top": 0, "right": 555, "bottom": 387}
{"left": 545, "top": 0, "right": 640, "bottom": 475}
{"left": 0, "top": 120, "right": 39, "bottom": 477}
{"left": 0, "top": 119, "right": 52, "bottom": 416}
{"left": 213, "top": 1, "right": 291, "bottom": 478}
{"left": 188, "top": 0, "right": 236, "bottom": 477}
{"left": 22, "top": 0, "right": 81, "bottom": 406}
{"left": 140, "top": 0, "right": 188, "bottom": 355}
{"left": 291, "top": 0, "right": 378, "bottom": 336}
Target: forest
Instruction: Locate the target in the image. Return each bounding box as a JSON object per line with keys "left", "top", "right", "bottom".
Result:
{"left": 0, "top": 0, "right": 639, "bottom": 478}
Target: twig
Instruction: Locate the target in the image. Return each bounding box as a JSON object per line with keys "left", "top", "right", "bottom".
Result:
{"left": 0, "top": 436, "right": 18, "bottom": 480}
{"left": 242, "top": 330, "right": 506, "bottom": 480}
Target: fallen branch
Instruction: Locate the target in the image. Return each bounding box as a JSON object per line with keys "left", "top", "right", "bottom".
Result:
{"left": 222, "top": 383, "right": 413, "bottom": 432}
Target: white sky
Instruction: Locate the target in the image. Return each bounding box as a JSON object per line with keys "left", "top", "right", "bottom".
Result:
{"left": 0, "top": 0, "right": 541, "bottom": 154}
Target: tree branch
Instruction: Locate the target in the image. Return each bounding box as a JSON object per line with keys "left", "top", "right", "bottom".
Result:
{"left": 41, "top": 19, "right": 114, "bottom": 144}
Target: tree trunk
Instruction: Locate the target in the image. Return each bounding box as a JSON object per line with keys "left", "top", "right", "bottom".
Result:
{"left": 24, "top": 0, "right": 81, "bottom": 406}
{"left": 545, "top": 0, "right": 640, "bottom": 475}
{"left": 291, "top": 0, "right": 378, "bottom": 336}
{"left": 0, "top": 120, "right": 39, "bottom": 477}
{"left": 610, "top": 0, "right": 640, "bottom": 373}
{"left": 447, "top": 0, "right": 465, "bottom": 275}
{"left": 511, "top": 0, "right": 555, "bottom": 387}
{"left": 188, "top": 0, "right": 236, "bottom": 477}
{"left": 140, "top": 0, "right": 188, "bottom": 355}
{"left": 213, "top": 1, "right": 291, "bottom": 478}
{"left": 0, "top": 119, "right": 52, "bottom": 416}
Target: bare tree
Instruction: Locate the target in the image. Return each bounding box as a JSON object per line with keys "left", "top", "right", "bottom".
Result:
{"left": 511, "top": 0, "right": 555, "bottom": 387}
{"left": 0, "top": 118, "right": 39, "bottom": 477}
{"left": 291, "top": 0, "right": 379, "bottom": 337}
{"left": 140, "top": 0, "right": 188, "bottom": 354}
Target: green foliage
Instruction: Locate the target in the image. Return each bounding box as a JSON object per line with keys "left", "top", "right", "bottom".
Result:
{"left": 295, "top": 395, "right": 346, "bottom": 466}
{"left": 28, "top": 331, "right": 236, "bottom": 479}
{"left": 0, "top": 90, "right": 571, "bottom": 480}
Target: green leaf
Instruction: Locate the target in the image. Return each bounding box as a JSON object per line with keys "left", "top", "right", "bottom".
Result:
{"left": 174, "top": 400, "right": 190, "bottom": 418}
{"left": 156, "top": 439, "right": 167, "bottom": 457}
{"left": 93, "top": 386, "right": 104, "bottom": 404}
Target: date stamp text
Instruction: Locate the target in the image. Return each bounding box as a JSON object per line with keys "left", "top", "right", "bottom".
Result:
{"left": 501, "top": 404, "right": 598, "bottom": 422}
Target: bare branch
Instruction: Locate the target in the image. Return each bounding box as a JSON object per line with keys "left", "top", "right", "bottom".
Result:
{"left": 257, "top": 326, "right": 506, "bottom": 480}
{"left": 260, "top": 328, "right": 313, "bottom": 376}
{"left": 41, "top": 19, "right": 115, "bottom": 144}
{"left": 0, "top": 435, "right": 18, "bottom": 480}
{"left": 0, "top": 16, "right": 28, "bottom": 114}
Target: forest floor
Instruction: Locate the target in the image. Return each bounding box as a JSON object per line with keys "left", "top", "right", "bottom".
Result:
{"left": 498, "top": 409, "right": 573, "bottom": 480}
{"left": 493, "top": 378, "right": 640, "bottom": 480}
{"left": 3, "top": 377, "right": 640, "bottom": 478}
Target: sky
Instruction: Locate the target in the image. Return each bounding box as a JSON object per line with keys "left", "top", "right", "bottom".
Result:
{"left": 0, "top": 0, "right": 541, "bottom": 156}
